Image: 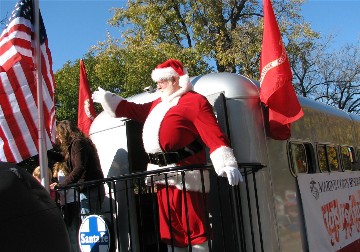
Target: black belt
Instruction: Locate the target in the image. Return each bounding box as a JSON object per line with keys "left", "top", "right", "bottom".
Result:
{"left": 148, "top": 139, "right": 203, "bottom": 167}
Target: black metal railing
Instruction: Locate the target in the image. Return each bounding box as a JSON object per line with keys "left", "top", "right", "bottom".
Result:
{"left": 56, "top": 163, "right": 265, "bottom": 252}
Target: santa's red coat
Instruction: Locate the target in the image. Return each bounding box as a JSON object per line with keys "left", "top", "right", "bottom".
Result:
{"left": 115, "top": 90, "right": 238, "bottom": 192}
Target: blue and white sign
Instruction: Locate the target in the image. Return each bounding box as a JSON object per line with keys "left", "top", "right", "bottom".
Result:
{"left": 78, "top": 215, "right": 111, "bottom": 252}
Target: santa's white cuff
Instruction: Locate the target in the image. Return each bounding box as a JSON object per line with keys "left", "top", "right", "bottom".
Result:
{"left": 210, "top": 146, "right": 238, "bottom": 175}
{"left": 102, "top": 92, "right": 123, "bottom": 117}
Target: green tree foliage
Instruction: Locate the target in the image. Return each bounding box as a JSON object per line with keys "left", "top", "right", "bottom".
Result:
{"left": 54, "top": 54, "right": 101, "bottom": 123}
{"left": 106, "top": 0, "right": 313, "bottom": 79}
{"left": 52, "top": 0, "right": 323, "bottom": 126}
{"left": 55, "top": 61, "right": 80, "bottom": 123}
{"left": 53, "top": 0, "right": 359, "bottom": 115}
{"left": 91, "top": 33, "right": 210, "bottom": 96}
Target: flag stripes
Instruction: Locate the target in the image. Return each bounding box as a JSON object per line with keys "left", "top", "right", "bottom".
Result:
{"left": 0, "top": 18, "right": 33, "bottom": 72}
{"left": 0, "top": 0, "right": 55, "bottom": 163}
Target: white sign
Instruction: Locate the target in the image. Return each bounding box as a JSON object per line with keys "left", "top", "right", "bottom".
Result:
{"left": 78, "top": 215, "right": 111, "bottom": 252}
{"left": 297, "top": 172, "right": 360, "bottom": 252}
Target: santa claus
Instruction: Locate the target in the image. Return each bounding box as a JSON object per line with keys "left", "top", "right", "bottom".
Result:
{"left": 92, "top": 59, "right": 242, "bottom": 251}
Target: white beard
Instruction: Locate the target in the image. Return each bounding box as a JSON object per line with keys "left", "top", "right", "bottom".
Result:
{"left": 160, "top": 91, "right": 170, "bottom": 101}
{"left": 160, "top": 87, "right": 177, "bottom": 101}
{"left": 142, "top": 97, "right": 180, "bottom": 153}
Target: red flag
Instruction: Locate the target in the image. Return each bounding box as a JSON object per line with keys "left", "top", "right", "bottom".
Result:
{"left": 78, "top": 59, "right": 96, "bottom": 136}
{"left": 0, "top": 0, "right": 56, "bottom": 163}
{"left": 260, "top": 0, "right": 304, "bottom": 140}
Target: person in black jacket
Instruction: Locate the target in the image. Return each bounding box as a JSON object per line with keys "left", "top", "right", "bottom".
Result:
{"left": 50, "top": 120, "right": 105, "bottom": 252}
{"left": 50, "top": 120, "right": 104, "bottom": 214}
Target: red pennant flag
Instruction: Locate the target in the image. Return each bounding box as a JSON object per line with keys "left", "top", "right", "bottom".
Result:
{"left": 78, "top": 59, "right": 96, "bottom": 136}
{"left": 259, "top": 0, "right": 304, "bottom": 140}
{"left": 0, "top": 0, "right": 56, "bottom": 163}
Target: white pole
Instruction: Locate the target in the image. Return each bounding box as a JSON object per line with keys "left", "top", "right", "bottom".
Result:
{"left": 33, "top": 0, "right": 49, "bottom": 191}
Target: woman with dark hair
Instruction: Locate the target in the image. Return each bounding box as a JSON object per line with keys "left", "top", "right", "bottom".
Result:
{"left": 50, "top": 120, "right": 105, "bottom": 252}
{"left": 50, "top": 120, "right": 104, "bottom": 216}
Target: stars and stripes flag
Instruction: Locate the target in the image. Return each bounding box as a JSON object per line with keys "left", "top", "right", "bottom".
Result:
{"left": 259, "top": 0, "right": 304, "bottom": 140}
{"left": 78, "top": 59, "right": 96, "bottom": 136}
{"left": 0, "top": 0, "right": 56, "bottom": 163}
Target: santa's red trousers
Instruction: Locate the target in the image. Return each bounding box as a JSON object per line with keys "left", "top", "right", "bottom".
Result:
{"left": 157, "top": 185, "right": 210, "bottom": 247}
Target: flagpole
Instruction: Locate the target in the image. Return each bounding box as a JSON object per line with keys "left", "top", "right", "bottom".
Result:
{"left": 33, "top": 0, "right": 49, "bottom": 191}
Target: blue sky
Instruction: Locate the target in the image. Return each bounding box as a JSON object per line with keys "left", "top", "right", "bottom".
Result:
{"left": 1, "top": 0, "right": 360, "bottom": 72}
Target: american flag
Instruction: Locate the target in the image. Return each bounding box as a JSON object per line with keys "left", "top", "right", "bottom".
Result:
{"left": 0, "top": 0, "right": 55, "bottom": 163}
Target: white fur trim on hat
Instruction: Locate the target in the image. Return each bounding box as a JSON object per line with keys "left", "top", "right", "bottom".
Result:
{"left": 151, "top": 67, "right": 179, "bottom": 82}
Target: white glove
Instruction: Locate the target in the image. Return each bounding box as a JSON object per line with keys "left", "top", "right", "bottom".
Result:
{"left": 91, "top": 87, "right": 107, "bottom": 104}
{"left": 92, "top": 87, "right": 123, "bottom": 117}
{"left": 220, "top": 166, "right": 243, "bottom": 186}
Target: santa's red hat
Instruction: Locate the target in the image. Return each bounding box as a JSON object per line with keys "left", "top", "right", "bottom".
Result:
{"left": 151, "top": 59, "right": 193, "bottom": 101}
